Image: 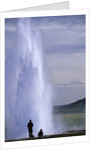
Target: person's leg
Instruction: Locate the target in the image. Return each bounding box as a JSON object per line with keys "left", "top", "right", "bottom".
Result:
{"left": 29, "top": 129, "right": 31, "bottom": 137}
{"left": 30, "top": 129, "right": 32, "bottom": 137}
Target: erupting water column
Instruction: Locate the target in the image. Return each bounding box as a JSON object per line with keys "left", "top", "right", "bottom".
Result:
{"left": 17, "top": 18, "right": 54, "bottom": 137}
{"left": 6, "top": 18, "right": 54, "bottom": 140}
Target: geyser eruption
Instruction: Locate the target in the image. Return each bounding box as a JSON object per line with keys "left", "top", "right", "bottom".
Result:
{"left": 5, "top": 18, "right": 54, "bottom": 140}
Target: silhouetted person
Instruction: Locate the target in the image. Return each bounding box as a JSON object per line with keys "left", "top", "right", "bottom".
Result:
{"left": 38, "top": 129, "right": 43, "bottom": 137}
{"left": 27, "top": 120, "right": 33, "bottom": 137}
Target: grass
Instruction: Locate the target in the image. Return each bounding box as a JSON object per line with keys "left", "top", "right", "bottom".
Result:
{"left": 53, "top": 113, "right": 85, "bottom": 129}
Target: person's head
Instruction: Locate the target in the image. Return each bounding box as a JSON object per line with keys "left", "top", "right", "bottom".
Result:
{"left": 29, "top": 120, "right": 31, "bottom": 123}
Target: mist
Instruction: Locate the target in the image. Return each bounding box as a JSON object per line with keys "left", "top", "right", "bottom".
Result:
{"left": 5, "top": 18, "right": 54, "bottom": 140}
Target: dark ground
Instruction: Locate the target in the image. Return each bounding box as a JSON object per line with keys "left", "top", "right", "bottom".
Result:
{"left": 5, "top": 130, "right": 85, "bottom": 142}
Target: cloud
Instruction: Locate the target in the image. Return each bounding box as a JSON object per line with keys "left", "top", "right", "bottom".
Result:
{"left": 45, "top": 52, "right": 85, "bottom": 85}
{"left": 70, "top": 81, "right": 85, "bottom": 85}
{"left": 5, "top": 18, "right": 18, "bottom": 32}
{"left": 30, "top": 15, "right": 85, "bottom": 31}
{"left": 5, "top": 15, "right": 85, "bottom": 56}
{"left": 5, "top": 15, "right": 85, "bottom": 106}
{"left": 40, "top": 18, "right": 85, "bottom": 55}
{"left": 52, "top": 84, "right": 85, "bottom": 105}
{"left": 5, "top": 15, "right": 85, "bottom": 31}
{"left": 45, "top": 44, "right": 85, "bottom": 55}
{"left": 55, "top": 81, "right": 85, "bottom": 87}
{"left": 5, "top": 25, "right": 17, "bottom": 32}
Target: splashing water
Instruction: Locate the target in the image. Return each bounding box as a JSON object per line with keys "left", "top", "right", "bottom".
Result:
{"left": 5, "top": 18, "right": 54, "bottom": 140}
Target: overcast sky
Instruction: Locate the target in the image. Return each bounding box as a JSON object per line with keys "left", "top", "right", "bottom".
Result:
{"left": 5, "top": 15, "right": 86, "bottom": 105}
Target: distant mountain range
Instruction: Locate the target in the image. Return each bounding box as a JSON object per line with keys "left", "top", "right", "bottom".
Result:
{"left": 53, "top": 98, "right": 86, "bottom": 114}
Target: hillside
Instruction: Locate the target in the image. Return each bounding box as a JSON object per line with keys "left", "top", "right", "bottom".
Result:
{"left": 53, "top": 98, "right": 86, "bottom": 114}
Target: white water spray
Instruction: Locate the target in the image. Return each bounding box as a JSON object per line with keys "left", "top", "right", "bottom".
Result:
{"left": 5, "top": 18, "right": 54, "bottom": 140}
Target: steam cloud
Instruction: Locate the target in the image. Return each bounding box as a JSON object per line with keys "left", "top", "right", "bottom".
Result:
{"left": 5, "top": 18, "right": 54, "bottom": 140}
